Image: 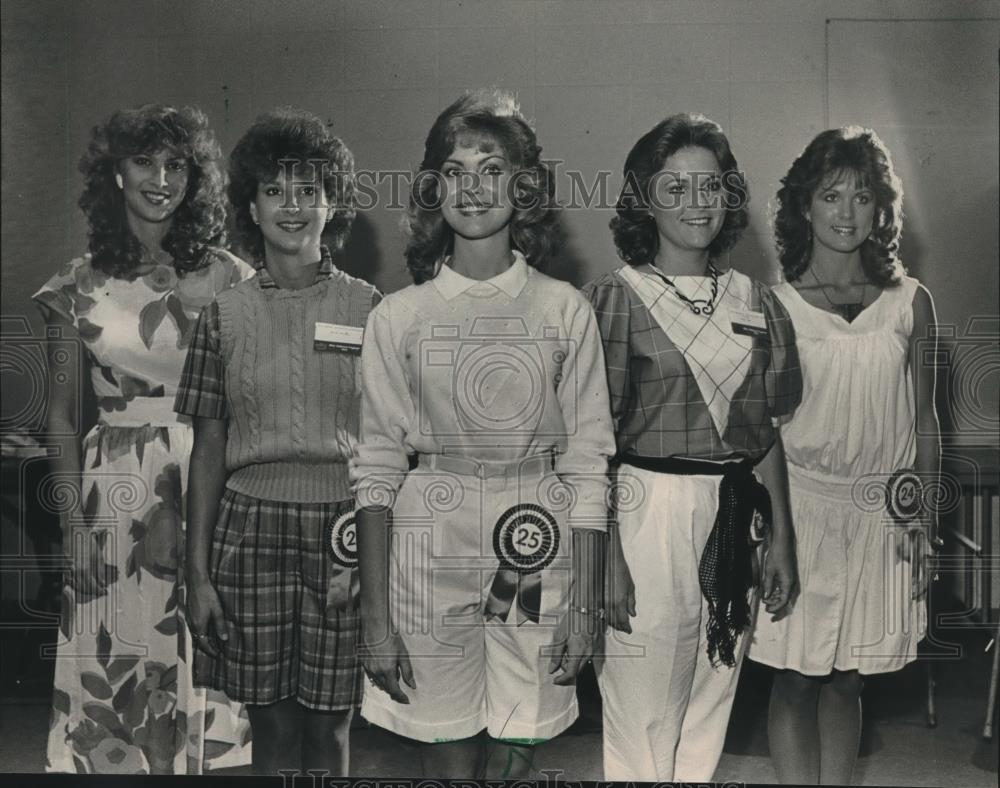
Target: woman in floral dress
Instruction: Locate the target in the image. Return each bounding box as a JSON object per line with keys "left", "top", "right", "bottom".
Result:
{"left": 33, "top": 104, "right": 253, "bottom": 774}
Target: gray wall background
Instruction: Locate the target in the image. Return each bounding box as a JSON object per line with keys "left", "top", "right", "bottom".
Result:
{"left": 2, "top": 0, "right": 998, "bottom": 439}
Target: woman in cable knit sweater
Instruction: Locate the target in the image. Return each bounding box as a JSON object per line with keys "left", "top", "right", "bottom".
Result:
{"left": 175, "top": 109, "right": 379, "bottom": 776}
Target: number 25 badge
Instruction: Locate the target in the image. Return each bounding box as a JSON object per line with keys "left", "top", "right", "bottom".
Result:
{"left": 325, "top": 510, "right": 358, "bottom": 567}
{"left": 492, "top": 503, "right": 560, "bottom": 573}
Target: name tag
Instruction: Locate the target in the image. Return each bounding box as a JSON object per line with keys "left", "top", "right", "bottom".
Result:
{"left": 730, "top": 308, "right": 767, "bottom": 337}
{"left": 314, "top": 322, "right": 363, "bottom": 353}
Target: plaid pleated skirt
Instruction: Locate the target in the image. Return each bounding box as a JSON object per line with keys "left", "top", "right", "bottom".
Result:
{"left": 195, "top": 488, "right": 363, "bottom": 711}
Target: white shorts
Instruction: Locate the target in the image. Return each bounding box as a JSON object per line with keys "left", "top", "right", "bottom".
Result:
{"left": 360, "top": 456, "right": 577, "bottom": 743}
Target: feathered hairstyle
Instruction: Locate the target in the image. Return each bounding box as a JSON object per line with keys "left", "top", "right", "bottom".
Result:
{"left": 611, "top": 113, "right": 748, "bottom": 267}
{"left": 78, "top": 104, "right": 226, "bottom": 278}
{"left": 228, "top": 108, "right": 356, "bottom": 263}
{"left": 774, "top": 127, "right": 903, "bottom": 286}
{"left": 404, "top": 90, "right": 558, "bottom": 284}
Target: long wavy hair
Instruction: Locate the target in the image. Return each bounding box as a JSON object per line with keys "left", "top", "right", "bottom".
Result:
{"left": 228, "top": 108, "right": 356, "bottom": 263}
{"left": 405, "top": 90, "right": 558, "bottom": 284}
{"left": 611, "top": 113, "right": 748, "bottom": 267}
{"left": 774, "top": 127, "right": 903, "bottom": 286}
{"left": 78, "top": 104, "right": 226, "bottom": 278}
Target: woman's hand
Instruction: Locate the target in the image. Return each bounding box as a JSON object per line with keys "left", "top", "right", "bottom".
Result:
{"left": 548, "top": 527, "right": 605, "bottom": 683}
{"left": 896, "top": 523, "right": 934, "bottom": 600}
{"left": 907, "top": 284, "right": 941, "bottom": 601}
{"left": 760, "top": 529, "right": 799, "bottom": 617}
{"left": 547, "top": 607, "right": 601, "bottom": 686}
{"left": 359, "top": 623, "right": 414, "bottom": 704}
{"left": 605, "top": 530, "right": 636, "bottom": 634}
{"left": 754, "top": 433, "right": 799, "bottom": 619}
{"left": 185, "top": 416, "right": 230, "bottom": 657}
{"left": 910, "top": 530, "right": 932, "bottom": 601}
{"left": 40, "top": 313, "right": 102, "bottom": 600}
{"left": 355, "top": 504, "right": 412, "bottom": 702}
{"left": 65, "top": 528, "right": 116, "bottom": 601}
{"left": 186, "top": 575, "right": 230, "bottom": 657}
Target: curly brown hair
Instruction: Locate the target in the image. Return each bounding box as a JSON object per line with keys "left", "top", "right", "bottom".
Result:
{"left": 611, "top": 113, "right": 748, "bottom": 267}
{"left": 78, "top": 104, "right": 227, "bottom": 278}
{"left": 404, "top": 90, "right": 559, "bottom": 284}
{"left": 227, "top": 108, "right": 356, "bottom": 263}
{"left": 774, "top": 127, "right": 903, "bottom": 286}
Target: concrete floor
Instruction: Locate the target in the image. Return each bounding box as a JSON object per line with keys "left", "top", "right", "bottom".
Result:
{"left": 2, "top": 618, "right": 997, "bottom": 784}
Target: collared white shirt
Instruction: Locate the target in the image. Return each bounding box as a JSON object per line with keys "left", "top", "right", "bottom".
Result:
{"left": 432, "top": 253, "right": 529, "bottom": 300}
{"left": 351, "top": 252, "right": 615, "bottom": 528}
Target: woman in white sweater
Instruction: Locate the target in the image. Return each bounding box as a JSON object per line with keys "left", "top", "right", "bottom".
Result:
{"left": 352, "top": 90, "right": 616, "bottom": 779}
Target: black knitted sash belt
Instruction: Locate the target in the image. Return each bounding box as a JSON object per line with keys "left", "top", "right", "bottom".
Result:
{"left": 619, "top": 454, "right": 771, "bottom": 667}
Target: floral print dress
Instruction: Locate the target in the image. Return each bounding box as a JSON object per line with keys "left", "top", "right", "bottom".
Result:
{"left": 33, "top": 251, "right": 254, "bottom": 774}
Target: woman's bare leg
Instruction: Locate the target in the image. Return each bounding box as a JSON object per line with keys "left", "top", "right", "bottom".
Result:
{"left": 768, "top": 669, "right": 822, "bottom": 784}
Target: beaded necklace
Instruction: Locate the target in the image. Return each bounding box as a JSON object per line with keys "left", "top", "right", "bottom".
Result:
{"left": 659, "top": 263, "right": 720, "bottom": 316}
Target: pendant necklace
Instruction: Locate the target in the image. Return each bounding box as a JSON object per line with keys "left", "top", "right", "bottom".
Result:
{"left": 661, "top": 263, "right": 720, "bottom": 316}
{"left": 810, "top": 267, "right": 866, "bottom": 323}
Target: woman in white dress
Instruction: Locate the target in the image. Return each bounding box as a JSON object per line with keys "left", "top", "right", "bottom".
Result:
{"left": 748, "top": 127, "right": 940, "bottom": 785}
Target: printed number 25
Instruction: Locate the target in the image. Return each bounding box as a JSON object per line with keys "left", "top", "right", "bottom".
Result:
{"left": 515, "top": 526, "right": 540, "bottom": 551}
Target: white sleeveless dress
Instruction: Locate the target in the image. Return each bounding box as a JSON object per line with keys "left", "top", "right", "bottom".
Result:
{"left": 748, "top": 275, "right": 927, "bottom": 675}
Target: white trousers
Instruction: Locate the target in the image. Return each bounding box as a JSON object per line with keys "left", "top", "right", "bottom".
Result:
{"left": 598, "top": 464, "right": 751, "bottom": 781}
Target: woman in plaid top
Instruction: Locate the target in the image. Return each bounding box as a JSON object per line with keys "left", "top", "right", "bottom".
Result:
{"left": 583, "top": 114, "right": 802, "bottom": 782}
{"left": 175, "top": 109, "right": 379, "bottom": 776}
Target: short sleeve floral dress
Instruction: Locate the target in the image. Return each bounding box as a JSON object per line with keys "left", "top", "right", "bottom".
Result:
{"left": 33, "top": 250, "right": 254, "bottom": 774}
